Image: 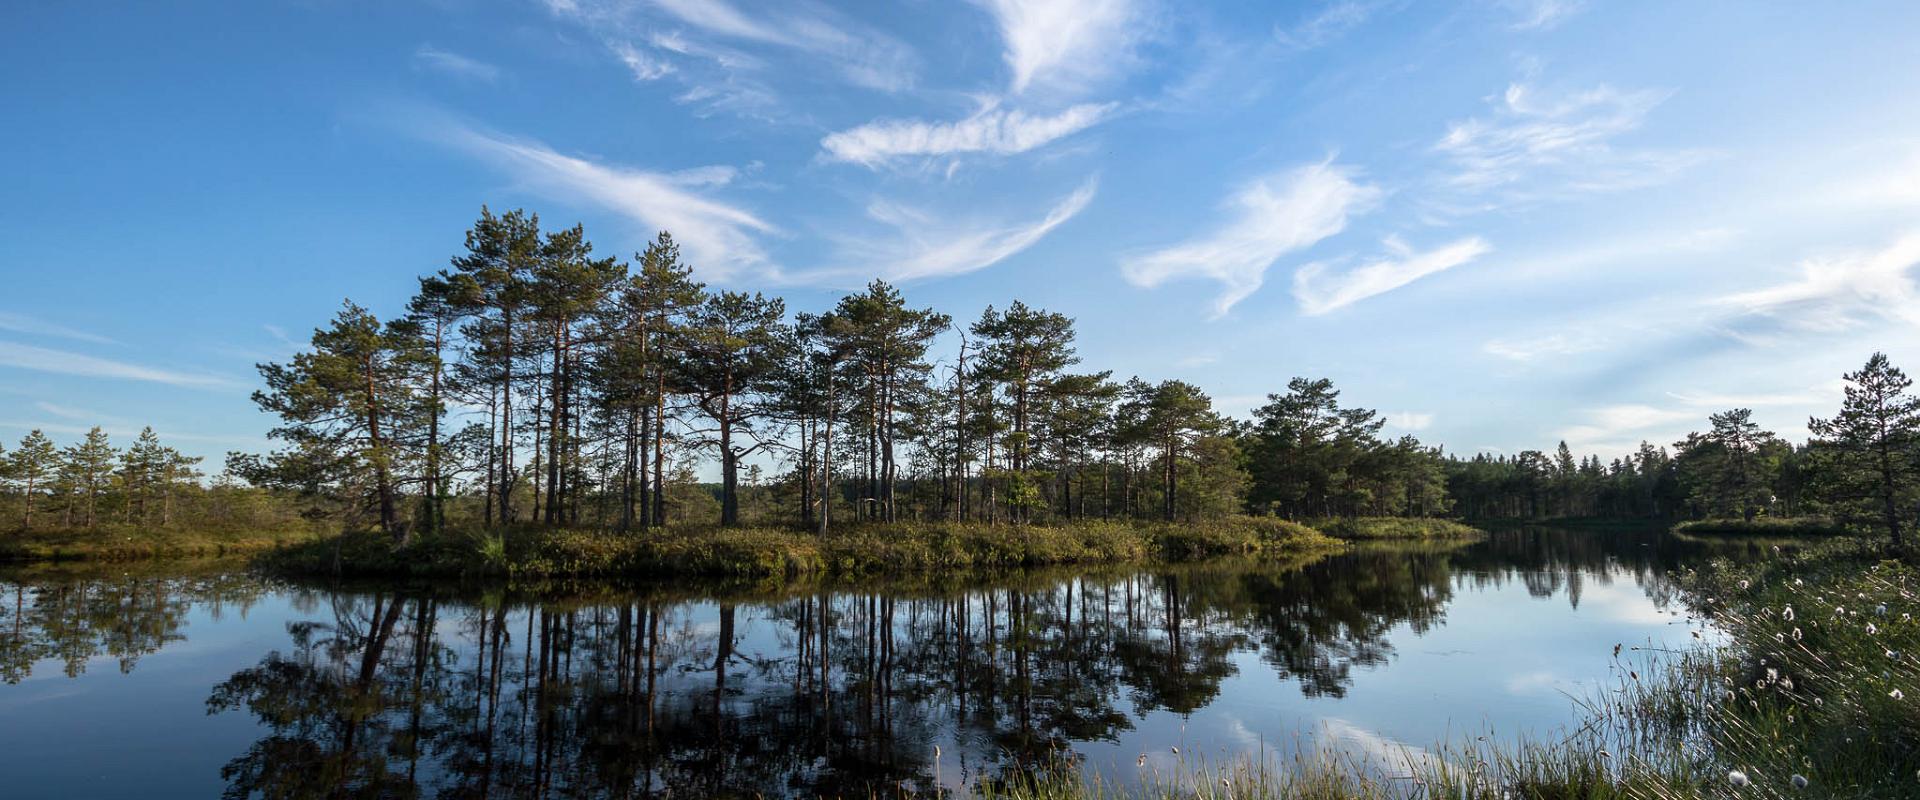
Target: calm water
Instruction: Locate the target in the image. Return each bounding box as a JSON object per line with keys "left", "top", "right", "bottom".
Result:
{"left": 0, "top": 527, "right": 1765, "bottom": 799}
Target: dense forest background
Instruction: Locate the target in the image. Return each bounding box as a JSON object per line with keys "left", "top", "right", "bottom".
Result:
{"left": 3, "top": 210, "right": 1916, "bottom": 544}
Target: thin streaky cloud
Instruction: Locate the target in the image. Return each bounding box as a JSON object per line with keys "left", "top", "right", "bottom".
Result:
{"left": 1502, "top": 0, "right": 1585, "bottom": 31}
{"left": 1483, "top": 332, "right": 1606, "bottom": 362}
{"left": 1274, "top": 0, "right": 1386, "bottom": 52}
{"left": 1711, "top": 232, "right": 1920, "bottom": 334}
{"left": 1293, "top": 235, "right": 1491, "bottom": 315}
{"left": 0, "top": 341, "right": 236, "bottom": 389}
{"left": 610, "top": 40, "right": 674, "bottom": 81}
{"left": 555, "top": 0, "right": 918, "bottom": 92}
{"left": 0, "top": 420, "right": 264, "bottom": 447}
{"left": 428, "top": 118, "right": 777, "bottom": 281}
{"left": 1123, "top": 161, "right": 1379, "bottom": 318}
{"left": 1434, "top": 81, "right": 1705, "bottom": 196}
{"left": 800, "top": 178, "right": 1098, "bottom": 284}
{"left": 820, "top": 102, "right": 1116, "bottom": 168}
{"left": 0, "top": 312, "right": 117, "bottom": 345}
{"left": 412, "top": 45, "right": 501, "bottom": 82}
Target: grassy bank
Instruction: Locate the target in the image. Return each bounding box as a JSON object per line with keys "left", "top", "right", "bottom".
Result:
{"left": 263, "top": 516, "right": 1343, "bottom": 580}
{"left": 0, "top": 525, "right": 322, "bottom": 563}
{"left": 1672, "top": 516, "right": 1848, "bottom": 536}
{"left": 1308, "top": 516, "right": 1485, "bottom": 540}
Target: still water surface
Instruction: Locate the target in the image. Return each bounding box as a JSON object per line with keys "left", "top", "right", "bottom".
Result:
{"left": 0, "top": 527, "right": 1760, "bottom": 798}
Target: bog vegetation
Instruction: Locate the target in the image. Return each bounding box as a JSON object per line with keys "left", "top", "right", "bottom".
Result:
{"left": 3, "top": 210, "right": 1919, "bottom": 569}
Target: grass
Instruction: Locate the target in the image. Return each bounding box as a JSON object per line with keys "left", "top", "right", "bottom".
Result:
{"left": 1308, "top": 516, "right": 1486, "bottom": 541}
{"left": 0, "top": 524, "right": 323, "bottom": 563}
{"left": 1672, "top": 516, "right": 1849, "bottom": 537}
{"left": 261, "top": 516, "right": 1345, "bottom": 580}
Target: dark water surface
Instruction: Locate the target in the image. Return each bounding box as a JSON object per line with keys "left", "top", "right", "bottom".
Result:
{"left": 0, "top": 527, "right": 1766, "bottom": 799}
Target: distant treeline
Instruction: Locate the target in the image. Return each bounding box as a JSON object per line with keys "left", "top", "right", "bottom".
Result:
{"left": 4, "top": 209, "right": 1916, "bottom": 549}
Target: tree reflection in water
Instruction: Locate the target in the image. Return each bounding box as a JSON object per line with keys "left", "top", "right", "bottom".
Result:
{"left": 0, "top": 527, "right": 1784, "bottom": 798}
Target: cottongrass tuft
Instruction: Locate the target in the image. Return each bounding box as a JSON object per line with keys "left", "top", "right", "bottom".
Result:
{"left": 1729, "top": 769, "right": 1750, "bottom": 787}
{"left": 1791, "top": 773, "right": 1809, "bottom": 789}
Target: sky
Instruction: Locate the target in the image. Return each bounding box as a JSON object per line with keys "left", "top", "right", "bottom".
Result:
{"left": 5, "top": 0, "right": 1920, "bottom": 469}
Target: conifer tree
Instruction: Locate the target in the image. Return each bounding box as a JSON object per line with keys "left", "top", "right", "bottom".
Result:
{"left": 62, "top": 427, "right": 116, "bottom": 529}
{"left": 253, "top": 301, "right": 428, "bottom": 542}
{"left": 9, "top": 430, "right": 57, "bottom": 529}
{"left": 1809, "top": 352, "right": 1920, "bottom": 546}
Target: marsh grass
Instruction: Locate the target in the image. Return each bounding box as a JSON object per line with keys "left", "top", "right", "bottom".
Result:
{"left": 1671, "top": 517, "right": 1848, "bottom": 537}
{"left": 1309, "top": 517, "right": 1486, "bottom": 541}
{"left": 263, "top": 517, "right": 1344, "bottom": 580}
{"left": 0, "top": 524, "right": 321, "bottom": 562}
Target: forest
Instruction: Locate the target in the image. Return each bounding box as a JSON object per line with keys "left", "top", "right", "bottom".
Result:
{"left": 2, "top": 209, "right": 1917, "bottom": 553}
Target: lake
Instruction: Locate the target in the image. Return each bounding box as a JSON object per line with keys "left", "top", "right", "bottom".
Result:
{"left": 0, "top": 527, "right": 1760, "bottom": 799}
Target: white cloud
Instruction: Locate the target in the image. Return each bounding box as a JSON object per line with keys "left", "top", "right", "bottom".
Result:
{"left": 1274, "top": 1, "right": 1384, "bottom": 51}
{"left": 1712, "top": 233, "right": 1920, "bottom": 334}
{"left": 0, "top": 342, "right": 234, "bottom": 389}
{"left": 412, "top": 45, "right": 500, "bottom": 82}
{"left": 0, "top": 312, "right": 116, "bottom": 345}
{"left": 664, "top": 164, "right": 738, "bottom": 187}
{"left": 1293, "top": 235, "right": 1490, "bottom": 315}
{"left": 433, "top": 121, "right": 776, "bottom": 280}
{"left": 820, "top": 102, "right": 1115, "bottom": 168}
{"left": 974, "top": 0, "right": 1144, "bottom": 95}
{"left": 1435, "top": 81, "right": 1704, "bottom": 195}
{"left": 1387, "top": 411, "right": 1434, "bottom": 431}
{"left": 1483, "top": 332, "right": 1606, "bottom": 362}
{"left": 609, "top": 40, "right": 674, "bottom": 81}
{"left": 1557, "top": 403, "right": 1698, "bottom": 455}
{"left": 1122, "top": 161, "right": 1379, "bottom": 317}
{"left": 605, "top": 0, "right": 916, "bottom": 92}
{"left": 1501, "top": 0, "right": 1584, "bottom": 31}
{"left": 802, "top": 179, "right": 1097, "bottom": 284}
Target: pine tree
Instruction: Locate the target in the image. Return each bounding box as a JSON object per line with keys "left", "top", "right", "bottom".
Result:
{"left": 121, "top": 427, "right": 165, "bottom": 523}
{"left": 971, "top": 301, "right": 1079, "bottom": 523}
{"left": 62, "top": 427, "right": 116, "bottom": 529}
{"left": 1809, "top": 352, "right": 1920, "bottom": 546}
{"left": 676, "top": 291, "right": 788, "bottom": 526}
{"left": 10, "top": 430, "right": 58, "bottom": 529}
{"left": 253, "top": 300, "right": 429, "bottom": 542}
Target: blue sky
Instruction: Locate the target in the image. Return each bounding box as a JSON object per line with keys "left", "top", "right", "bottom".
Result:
{"left": 5, "top": 0, "right": 1920, "bottom": 466}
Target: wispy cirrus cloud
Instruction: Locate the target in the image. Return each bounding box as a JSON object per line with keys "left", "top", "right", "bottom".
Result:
{"left": 1274, "top": 0, "right": 1389, "bottom": 51}
{"left": 798, "top": 179, "right": 1097, "bottom": 284}
{"left": 0, "top": 312, "right": 117, "bottom": 345}
{"left": 547, "top": 0, "right": 917, "bottom": 98}
{"left": 412, "top": 44, "right": 500, "bottom": 82}
{"left": 820, "top": 102, "right": 1116, "bottom": 168}
{"left": 1122, "top": 161, "right": 1379, "bottom": 317}
{"left": 1434, "top": 81, "right": 1706, "bottom": 196}
{"left": 1500, "top": 0, "right": 1584, "bottom": 31}
{"left": 0, "top": 342, "right": 235, "bottom": 389}
{"left": 1712, "top": 232, "right": 1920, "bottom": 335}
{"left": 609, "top": 40, "right": 674, "bottom": 81}
{"left": 974, "top": 0, "right": 1147, "bottom": 96}
{"left": 428, "top": 118, "right": 776, "bottom": 281}
{"left": 1293, "top": 235, "right": 1491, "bottom": 315}
{"left": 1483, "top": 332, "right": 1607, "bottom": 362}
